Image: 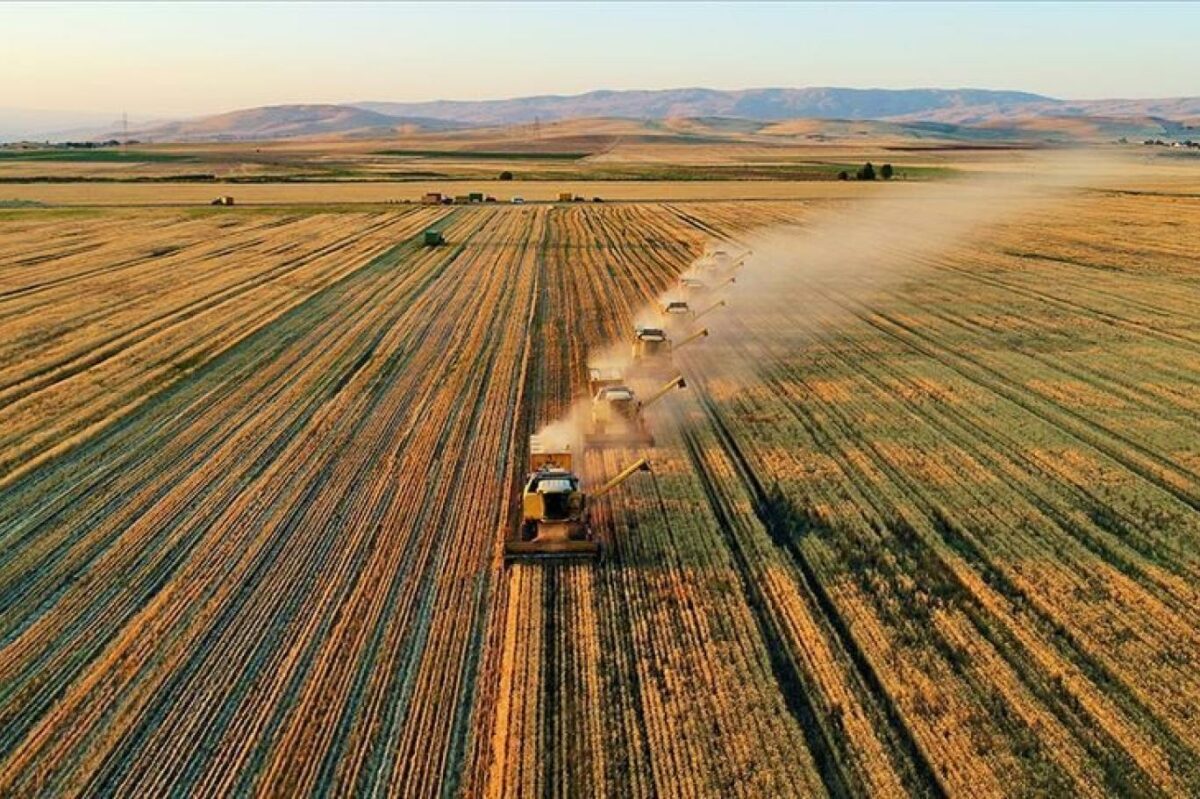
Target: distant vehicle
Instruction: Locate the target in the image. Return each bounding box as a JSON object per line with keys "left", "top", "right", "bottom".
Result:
{"left": 512, "top": 197, "right": 525, "bottom": 204}
{"left": 210, "top": 195, "right": 235, "bottom": 206}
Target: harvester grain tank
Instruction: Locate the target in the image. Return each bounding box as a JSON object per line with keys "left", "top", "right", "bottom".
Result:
{"left": 505, "top": 436, "right": 650, "bottom": 560}
{"left": 585, "top": 374, "right": 686, "bottom": 448}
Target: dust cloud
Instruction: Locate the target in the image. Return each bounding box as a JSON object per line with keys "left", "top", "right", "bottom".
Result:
{"left": 679, "top": 150, "right": 1118, "bottom": 385}
{"left": 531, "top": 400, "right": 591, "bottom": 456}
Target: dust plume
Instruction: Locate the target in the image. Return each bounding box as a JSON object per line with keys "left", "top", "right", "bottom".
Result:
{"left": 679, "top": 150, "right": 1119, "bottom": 386}
{"left": 531, "top": 399, "right": 591, "bottom": 455}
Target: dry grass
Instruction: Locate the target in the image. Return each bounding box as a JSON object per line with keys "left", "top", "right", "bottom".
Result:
{"left": 1, "top": 159, "right": 1199, "bottom": 796}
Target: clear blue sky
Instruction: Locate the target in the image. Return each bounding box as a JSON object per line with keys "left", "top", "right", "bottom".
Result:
{"left": 7, "top": 2, "right": 1199, "bottom": 116}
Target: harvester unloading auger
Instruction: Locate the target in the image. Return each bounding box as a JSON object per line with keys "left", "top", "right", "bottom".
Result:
{"left": 585, "top": 374, "right": 686, "bottom": 447}
{"left": 504, "top": 436, "right": 651, "bottom": 561}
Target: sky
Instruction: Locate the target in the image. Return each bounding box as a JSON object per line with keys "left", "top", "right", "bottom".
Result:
{"left": 6, "top": 1, "right": 1200, "bottom": 119}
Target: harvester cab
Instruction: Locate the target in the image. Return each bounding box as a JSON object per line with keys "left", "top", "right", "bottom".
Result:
{"left": 505, "top": 436, "right": 651, "bottom": 561}
{"left": 585, "top": 375, "right": 685, "bottom": 448}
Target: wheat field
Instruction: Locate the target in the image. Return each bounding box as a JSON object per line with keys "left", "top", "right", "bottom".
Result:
{"left": 2, "top": 174, "right": 1199, "bottom": 796}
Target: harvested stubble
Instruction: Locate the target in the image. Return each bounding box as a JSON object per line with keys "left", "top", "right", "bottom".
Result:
{"left": 1, "top": 194, "right": 1199, "bottom": 798}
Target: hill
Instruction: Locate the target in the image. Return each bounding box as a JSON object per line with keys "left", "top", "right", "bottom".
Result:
{"left": 124, "top": 104, "right": 464, "bottom": 142}
{"left": 89, "top": 89, "right": 1200, "bottom": 145}
{"left": 355, "top": 87, "right": 1055, "bottom": 125}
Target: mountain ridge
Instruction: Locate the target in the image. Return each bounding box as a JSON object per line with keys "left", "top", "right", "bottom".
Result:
{"left": 8, "top": 87, "right": 1199, "bottom": 143}
{"left": 353, "top": 87, "right": 1061, "bottom": 125}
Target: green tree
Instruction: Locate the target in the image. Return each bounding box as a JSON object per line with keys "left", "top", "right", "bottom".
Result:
{"left": 856, "top": 162, "right": 876, "bottom": 181}
{"left": 837, "top": 170, "right": 849, "bottom": 181}
{"left": 499, "top": 171, "right": 514, "bottom": 181}
{"left": 880, "top": 163, "right": 894, "bottom": 180}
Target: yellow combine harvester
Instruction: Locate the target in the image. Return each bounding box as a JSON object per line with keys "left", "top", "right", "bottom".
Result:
{"left": 630, "top": 326, "right": 707, "bottom": 375}
{"left": 660, "top": 299, "right": 726, "bottom": 329}
{"left": 585, "top": 374, "right": 686, "bottom": 447}
{"left": 696, "top": 246, "right": 749, "bottom": 279}
{"left": 679, "top": 274, "right": 736, "bottom": 300}
{"left": 504, "top": 436, "right": 650, "bottom": 561}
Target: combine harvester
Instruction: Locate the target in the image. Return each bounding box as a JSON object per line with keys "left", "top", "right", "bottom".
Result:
{"left": 694, "top": 245, "right": 750, "bottom": 282}
{"left": 659, "top": 298, "right": 726, "bottom": 330}
{"left": 679, "top": 274, "right": 736, "bottom": 301}
{"left": 504, "top": 436, "right": 650, "bottom": 561}
{"left": 585, "top": 374, "right": 686, "bottom": 448}
{"left": 629, "top": 325, "right": 708, "bottom": 376}
{"left": 709, "top": 244, "right": 752, "bottom": 265}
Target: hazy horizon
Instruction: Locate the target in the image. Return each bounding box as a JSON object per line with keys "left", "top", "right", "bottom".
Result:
{"left": 7, "top": 1, "right": 1200, "bottom": 120}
